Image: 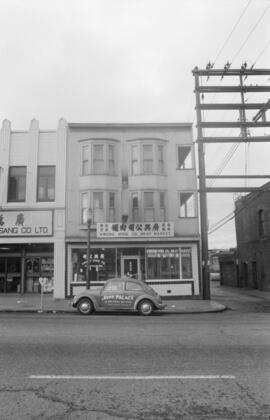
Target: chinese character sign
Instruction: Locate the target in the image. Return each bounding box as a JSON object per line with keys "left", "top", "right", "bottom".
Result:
{"left": 97, "top": 222, "right": 174, "bottom": 238}
{"left": 0, "top": 211, "right": 53, "bottom": 237}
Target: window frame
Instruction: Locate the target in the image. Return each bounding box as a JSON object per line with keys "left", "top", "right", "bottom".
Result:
{"left": 159, "top": 191, "right": 166, "bottom": 221}
{"left": 143, "top": 144, "right": 154, "bottom": 174}
{"left": 7, "top": 166, "right": 27, "bottom": 203}
{"left": 80, "top": 141, "right": 117, "bottom": 176}
{"left": 37, "top": 165, "right": 56, "bottom": 202}
{"left": 179, "top": 192, "right": 196, "bottom": 218}
{"left": 129, "top": 140, "right": 167, "bottom": 176}
{"left": 143, "top": 191, "right": 155, "bottom": 222}
{"left": 177, "top": 145, "right": 193, "bottom": 169}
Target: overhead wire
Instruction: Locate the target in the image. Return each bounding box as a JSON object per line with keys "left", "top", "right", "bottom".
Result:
{"left": 196, "top": 2, "right": 270, "bottom": 237}
{"left": 231, "top": 3, "right": 270, "bottom": 63}
{"left": 208, "top": 189, "right": 265, "bottom": 234}
{"left": 213, "top": 0, "right": 252, "bottom": 66}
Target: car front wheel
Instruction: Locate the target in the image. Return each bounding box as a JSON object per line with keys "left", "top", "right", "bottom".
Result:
{"left": 138, "top": 299, "right": 154, "bottom": 316}
{"left": 77, "top": 298, "right": 94, "bottom": 315}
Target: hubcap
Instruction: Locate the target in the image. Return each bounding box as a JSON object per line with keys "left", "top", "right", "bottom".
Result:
{"left": 141, "top": 302, "right": 152, "bottom": 314}
{"left": 80, "top": 301, "right": 91, "bottom": 313}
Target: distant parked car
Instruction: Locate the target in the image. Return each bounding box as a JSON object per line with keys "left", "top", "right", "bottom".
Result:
{"left": 72, "top": 277, "right": 166, "bottom": 316}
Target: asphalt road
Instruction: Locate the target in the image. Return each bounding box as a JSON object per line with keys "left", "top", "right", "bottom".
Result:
{"left": 0, "top": 309, "right": 269, "bottom": 419}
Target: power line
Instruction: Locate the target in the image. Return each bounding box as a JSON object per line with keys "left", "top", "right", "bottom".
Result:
{"left": 208, "top": 189, "right": 264, "bottom": 234}
{"left": 231, "top": 3, "right": 270, "bottom": 63}
{"left": 213, "top": 0, "right": 252, "bottom": 65}
{"left": 253, "top": 39, "right": 270, "bottom": 66}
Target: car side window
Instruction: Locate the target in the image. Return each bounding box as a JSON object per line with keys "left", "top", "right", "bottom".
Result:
{"left": 125, "top": 281, "right": 143, "bottom": 291}
{"left": 103, "top": 281, "right": 123, "bottom": 292}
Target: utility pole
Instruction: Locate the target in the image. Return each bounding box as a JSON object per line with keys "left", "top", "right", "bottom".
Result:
{"left": 194, "top": 71, "right": 210, "bottom": 299}
{"left": 193, "top": 66, "right": 270, "bottom": 300}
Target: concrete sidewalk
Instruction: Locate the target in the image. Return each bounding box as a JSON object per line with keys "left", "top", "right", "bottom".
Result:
{"left": 0, "top": 293, "right": 226, "bottom": 314}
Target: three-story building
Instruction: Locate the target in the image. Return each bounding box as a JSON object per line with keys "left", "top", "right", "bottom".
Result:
{"left": 66, "top": 123, "right": 201, "bottom": 298}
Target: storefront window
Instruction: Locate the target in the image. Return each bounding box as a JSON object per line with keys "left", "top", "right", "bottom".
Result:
{"left": 72, "top": 248, "right": 116, "bottom": 283}
{"left": 146, "top": 248, "right": 180, "bottom": 279}
{"left": 181, "top": 248, "right": 193, "bottom": 278}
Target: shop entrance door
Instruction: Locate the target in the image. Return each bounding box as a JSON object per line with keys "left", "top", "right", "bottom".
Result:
{"left": 0, "top": 257, "right": 21, "bottom": 293}
{"left": 121, "top": 256, "right": 140, "bottom": 279}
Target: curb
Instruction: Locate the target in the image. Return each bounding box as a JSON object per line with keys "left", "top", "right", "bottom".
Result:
{"left": 0, "top": 305, "right": 227, "bottom": 315}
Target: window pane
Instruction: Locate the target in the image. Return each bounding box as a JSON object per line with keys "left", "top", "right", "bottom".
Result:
{"left": 109, "top": 192, "right": 115, "bottom": 208}
{"left": 93, "top": 145, "right": 104, "bottom": 173}
{"left": 160, "top": 192, "right": 165, "bottom": 208}
{"left": 93, "top": 192, "right": 104, "bottom": 222}
{"left": 108, "top": 145, "right": 115, "bottom": 174}
{"left": 181, "top": 248, "right": 193, "bottom": 278}
{"left": 81, "top": 193, "right": 88, "bottom": 223}
{"left": 144, "top": 208, "right": 154, "bottom": 221}
{"left": 179, "top": 193, "right": 195, "bottom": 217}
{"left": 8, "top": 167, "right": 26, "bottom": 202}
{"left": 146, "top": 248, "right": 180, "bottom": 279}
{"left": 132, "top": 193, "right": 138, "bottom": 208}
{"left": 93, "top": 145, "right": 103, "bottom": 159}
{"left": 144, "top": 192, "right": 154, "bottom": 221}
{"left": 158, "top": 145, "right": 164, "bottom": 173}
{"left": 82, "top": 146, "right": 89, "bottom": 175}
{"left": 143, "top": 145, "right": 152, "bottom": 158}
{"left": 126, "top": 282, "right": 143, "bottom": 291}
{"left": 104, "top": 281, "right": 123, "bottom": 291}
{"left": 37, "top": 166, "right": 55, "bottom": 201}
{"left": 93, "top": 192, "right": 103, "bottom": 209}
{"left": 132, "top": 193, "right": 139, "bottom": 221}
{"left": 144, "top": 192, "right": 154, "bottom": 207}
{"left": 178, "top": 146, "right": 192, "bottom": 169}
{"left": 143, "top": 145, "right": 153, "bottom": 173}
{"left": 132, "top": 145, "right": 139, "bottom": 175}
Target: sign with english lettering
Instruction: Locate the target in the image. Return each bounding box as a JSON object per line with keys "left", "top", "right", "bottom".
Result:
{"left": 97, "top": 222, "right": 174, "bottom": 238}
{"left": 0, "top": 211, "right": 53, "bottom": 237}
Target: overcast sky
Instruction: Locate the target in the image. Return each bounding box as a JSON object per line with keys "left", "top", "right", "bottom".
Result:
{"left": 0, "top": 0, "right": 269, "bottom": 249}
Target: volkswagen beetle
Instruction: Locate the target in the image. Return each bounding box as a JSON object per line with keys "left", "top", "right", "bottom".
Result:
{"left": 72, "top": 277, "right": 166, "bottom": 316}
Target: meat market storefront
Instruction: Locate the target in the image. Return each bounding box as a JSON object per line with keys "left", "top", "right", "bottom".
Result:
{"left": 0, "top": 211, "right": 55, "bottom": 294}
{"left": 68, "top": 222, "right": 200, "bottom": 298}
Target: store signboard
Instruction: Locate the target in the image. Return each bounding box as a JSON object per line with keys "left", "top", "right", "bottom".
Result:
{"left": 147, "top": 248, "right": 179, "bottom": 258}
{"left": 0, "top": 211, "right": 53, "bottom": 237}
{"left": 97, "top": 222, "right": 174, "bottom": 238}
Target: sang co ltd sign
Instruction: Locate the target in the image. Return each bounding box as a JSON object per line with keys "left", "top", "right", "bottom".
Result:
{"left": 0, "top": 211, "right": 53, "bottom": 237}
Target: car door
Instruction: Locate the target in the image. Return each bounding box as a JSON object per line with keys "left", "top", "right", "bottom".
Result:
{"left": 100, "top": 280, "right": 125, "bottom": 310}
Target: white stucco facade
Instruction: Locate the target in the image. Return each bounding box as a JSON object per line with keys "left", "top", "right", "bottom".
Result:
{"left": 0, "top": 119, "right": 67, "bottom": 298}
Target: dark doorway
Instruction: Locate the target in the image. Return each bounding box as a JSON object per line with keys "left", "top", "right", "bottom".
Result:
{"left": 0, "top": 257, "right": 21, "bottom": 293}
{"left": 252, "top": 261, "right": 258, "bottom": 289}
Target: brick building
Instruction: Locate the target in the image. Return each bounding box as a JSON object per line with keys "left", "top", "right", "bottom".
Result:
{"left": 235, "top": 184, "right": 270, "bottom": 291}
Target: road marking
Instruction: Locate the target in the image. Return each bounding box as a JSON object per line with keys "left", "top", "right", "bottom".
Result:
{"left": 29, "top": 375, "right": 236, "bottom": 380}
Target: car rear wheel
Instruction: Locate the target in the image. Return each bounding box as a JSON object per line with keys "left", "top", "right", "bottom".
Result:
{"left": 77, "top": 298, "right": 94, "bottom": 315}
{"left": 138, "top": 299, "right": 154, "bottom": 316}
